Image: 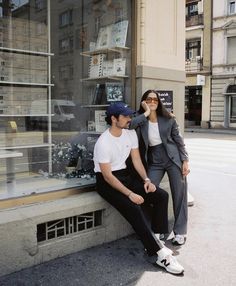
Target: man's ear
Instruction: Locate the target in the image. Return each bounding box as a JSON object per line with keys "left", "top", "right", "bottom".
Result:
{"left": 111, "top": 115, "right": 118, "bottom": 122}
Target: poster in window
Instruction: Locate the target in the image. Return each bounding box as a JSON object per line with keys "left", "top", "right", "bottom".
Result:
{"left": 105, "top": 82, "right": 124, "bottom": 102}
{"left": 110, "top": 20, "right": 128, "bottom": 47}
{"left": 96, "top": 25, "right": 112, "bottom": 49}
{"left": 95, "top": 110, "right": 107, "bottom": 132}
{"left": 156, "top": 90, "right": 173, "bottom": 113}
{"left": 88, "top": 54, "right": 105, "bottom": 78}
{"left": 113, "top": 58, "right": 126, "bottom": 76}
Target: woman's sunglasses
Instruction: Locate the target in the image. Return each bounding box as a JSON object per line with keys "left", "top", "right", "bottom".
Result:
{"left": 146, "top": 97, "right": 158, "bottom": 104}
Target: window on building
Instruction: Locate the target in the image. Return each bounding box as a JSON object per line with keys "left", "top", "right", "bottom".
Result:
{"left": 186, "top": 39, "right": 201, "bottom": 60}
{"left": 229, "top": 0, "right": 236, "bottom": 14}
{"left": 59, "top": 65, "right": 73, "bottom": 80}
{"left": 59, "top": 10, "right": 73, "bottom": 27}
{"left": 59, "top": 37, "right": 74, "bottom": 53}
{"left": 227, "top": 36, "right": 236, "bottom": 64}
{"left": 186, "top": 2, "right": 198, "bottom": 17}
{"left": 35, "top": 0, "right": 46, "bottom": 11}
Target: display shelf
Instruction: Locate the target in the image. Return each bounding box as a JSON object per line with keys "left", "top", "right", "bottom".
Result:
{"left": 80, "top": 46, "right": 130, "bottom": 57}
{"left": 0, "top": 46, "right": 54, "bottom": 57}
{"left": 81, "top": 104, "right": 109, "bottom": 108}
{"left": 0, "top": 81, "right": 53, "bottom": 86}
{"left": 0, "top": 114, "right": 52, "bottom": 117}
{"left": 80, "top": 131, "right": 103, "bottom": 135}
{"left": 81, "top": 75, "right": 128, "bottom": 82}
{"left": 0, "top": 143, "right": 53, "bottom": 150}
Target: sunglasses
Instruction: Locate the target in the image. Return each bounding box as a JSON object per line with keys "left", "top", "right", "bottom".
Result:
{"left": 146, "top": 97, "right": 158, "bottom": 104}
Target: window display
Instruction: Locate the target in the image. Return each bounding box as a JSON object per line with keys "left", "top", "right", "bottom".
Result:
{"left": 0, "top": 0, "right": 132, "bottom": 199}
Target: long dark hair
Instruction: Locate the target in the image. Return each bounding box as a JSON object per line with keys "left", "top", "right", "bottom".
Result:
{"left": 138, "top": 90, "right": 173, "bottom": 119}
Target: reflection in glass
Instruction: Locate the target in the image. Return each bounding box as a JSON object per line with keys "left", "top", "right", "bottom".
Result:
{"left": 0, "top": 0, "right": 132, "bottom": 199}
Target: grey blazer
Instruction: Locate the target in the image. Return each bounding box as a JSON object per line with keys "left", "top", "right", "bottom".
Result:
{"left": 129, "top": 113, "right": 189, "bottom": 170}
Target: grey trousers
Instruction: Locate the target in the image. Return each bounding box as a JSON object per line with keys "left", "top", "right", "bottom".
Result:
{"left": 147, "top": 144, "right": 188, "bottom": 235}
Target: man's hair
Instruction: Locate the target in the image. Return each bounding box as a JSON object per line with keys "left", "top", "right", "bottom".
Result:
{"left": 105, "top": 113, "right": 119, "bottom": 125}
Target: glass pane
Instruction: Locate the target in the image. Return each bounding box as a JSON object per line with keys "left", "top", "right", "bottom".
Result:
{"left": 0, "top": 0, "right": 132, "bottom": 199}
{"left": 227, "top": 37, "right": 236, "bottom": 64}
{"left": 0, "top": 0, "right": 48, "bottom": 52}
{"left": 230, "top": 96, "right": 236, "bottom": 122}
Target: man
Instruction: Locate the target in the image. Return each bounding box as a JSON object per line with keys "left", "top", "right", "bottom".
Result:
{"left": 93, "top": 102, "right": 184, "bottom": 275}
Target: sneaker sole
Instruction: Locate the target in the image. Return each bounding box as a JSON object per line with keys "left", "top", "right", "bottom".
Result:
{"left": 156, "top": 261, "right": 184, "bottom": 275}
{"left": 172, "top": 238, "right": 186, "bottom": 246}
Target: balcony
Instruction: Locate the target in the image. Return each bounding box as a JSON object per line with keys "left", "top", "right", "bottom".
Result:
{"left": 185, "top": 57, "right": 203, "bottom": 73}
{"left": 186, "top": 14, "right": 203, "bottom": 27}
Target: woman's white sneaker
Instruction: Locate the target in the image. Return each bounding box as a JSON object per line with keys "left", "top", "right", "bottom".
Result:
{"left": 156, "top": 247, "right": 184, "bottom": 275}
{"left": 172, "top": 235, "right": 186, "bottom": 246}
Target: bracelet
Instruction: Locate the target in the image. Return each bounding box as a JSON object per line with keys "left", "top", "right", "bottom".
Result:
{"left": 128, "top": 191, "right": 133, "bottom": 198}
{"left": 143, "top": 177, "right": 151, "bottom": 183}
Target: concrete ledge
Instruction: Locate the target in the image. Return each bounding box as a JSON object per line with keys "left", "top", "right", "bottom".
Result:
{"left": 0, "top": 192, "right": 133, "bottom": 276}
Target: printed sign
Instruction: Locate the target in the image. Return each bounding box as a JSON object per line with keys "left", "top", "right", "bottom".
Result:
{"left": 156, "top": 90, "right": 173, "bottom": 113}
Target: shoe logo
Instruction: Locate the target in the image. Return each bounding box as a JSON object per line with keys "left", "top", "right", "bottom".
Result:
{"left": 161, "top": 259, "right": 170, "bottom": 267}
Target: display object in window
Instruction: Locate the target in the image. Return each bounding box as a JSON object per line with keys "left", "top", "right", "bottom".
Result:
{"left": 95, "top": 110, "right": 107, "bottom": 132}
{"left": 88, "top": 54, "right": 106, "bottom": 78}
{"left": 96, "top": 20, "right": 128, "bottom": 49}
{"left": 105, "top": 82, "right": 124, "bottom": 102}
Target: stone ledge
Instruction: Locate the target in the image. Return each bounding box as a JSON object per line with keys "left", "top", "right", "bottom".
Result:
{"left": 0, "top": 192, "right": 133, "bottom": 277}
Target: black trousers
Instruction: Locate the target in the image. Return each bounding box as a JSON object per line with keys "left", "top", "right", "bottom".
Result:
{"left": 96, "top": 169, "right": 169, "bottom": 255}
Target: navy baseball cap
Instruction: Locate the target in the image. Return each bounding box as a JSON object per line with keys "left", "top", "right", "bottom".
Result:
{"left": 106, "top": 102, "right": 134, "bottom": 116}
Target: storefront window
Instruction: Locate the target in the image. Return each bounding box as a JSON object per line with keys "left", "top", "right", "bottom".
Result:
{"left": 0, "top": 0, "right": 132, "bottom": 199}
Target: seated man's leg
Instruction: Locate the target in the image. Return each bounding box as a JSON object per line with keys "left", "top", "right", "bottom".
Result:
{"left": 96, "top": 173, "right": 163, "bottom": 255}
{"left": 132, "top": 179, "right": 169, "bottom": 235}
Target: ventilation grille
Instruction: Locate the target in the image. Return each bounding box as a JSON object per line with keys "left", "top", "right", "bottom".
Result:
{"left": 37, "top": 210, "right": 103, "bottom": 242}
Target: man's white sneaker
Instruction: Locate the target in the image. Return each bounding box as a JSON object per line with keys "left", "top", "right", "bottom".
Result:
{"left": 155, "top": 233, "right": 165, "bottom": 240}
{"left": 156, "top": 248, "right": 184, "bottom": 275}
{"left": 172, "top": 235, "right": 186, "bottom": 246}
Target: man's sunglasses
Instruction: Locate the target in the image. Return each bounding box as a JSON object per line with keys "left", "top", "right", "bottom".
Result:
{"left": 146, "top": 97, "right": 159, "bottom": 104}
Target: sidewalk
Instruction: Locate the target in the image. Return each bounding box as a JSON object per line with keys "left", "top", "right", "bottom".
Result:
{"left": 185, "top": 126, "right": 236, "bottom": 135}
{"left": 0, "top": 132, "right": 235, "bottom": 286}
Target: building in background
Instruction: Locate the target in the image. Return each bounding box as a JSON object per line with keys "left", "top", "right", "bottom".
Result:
{"left": 211, "top": 0, "right": 236, "bottom": 128}
{"left": 185, "top": 0, "right": 212, "bottom": 128}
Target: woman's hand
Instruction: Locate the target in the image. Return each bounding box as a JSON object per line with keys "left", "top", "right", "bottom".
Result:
{"left": 128, "top": 192, "right": 144, "bottom": 205}
{"left": 182, "top": 160, "right": 190, "bottom": 177}
{"left": 141, "top": 101, "right": 151, "bottom": 117}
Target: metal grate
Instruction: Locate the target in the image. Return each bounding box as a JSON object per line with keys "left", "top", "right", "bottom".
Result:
{"left": 37, "top": 210, "right": 103, "bottom": 242}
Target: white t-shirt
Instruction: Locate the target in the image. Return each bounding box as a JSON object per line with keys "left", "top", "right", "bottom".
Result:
{"left": 148, "top": 121, "right": 162, "bottom": 146}
{"left": 93, "top": 129, "right": 139, "bottom": 172}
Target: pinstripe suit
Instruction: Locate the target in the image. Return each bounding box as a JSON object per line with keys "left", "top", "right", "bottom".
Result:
{"left": 130, "top": 113, "right": 188, "bottom": 235}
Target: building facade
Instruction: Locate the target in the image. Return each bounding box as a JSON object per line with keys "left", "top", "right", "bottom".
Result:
{"left": 185, "top": 0, "right": 212, "bottom": 128}
{"left": 0, "top": 0, "right": 185, "bottom": 275}
{"left": 211, "top": 0, "right": 236, "bottom": 128}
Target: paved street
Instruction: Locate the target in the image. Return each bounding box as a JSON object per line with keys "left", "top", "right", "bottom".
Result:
{"left": 0, "top": 131, "right": 236, "bottom": 286}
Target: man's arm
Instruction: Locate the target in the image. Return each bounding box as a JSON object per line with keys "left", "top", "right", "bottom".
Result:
{"left": 99, "top": 162, "right": 144, "bottom": 204}
{"left": 130, "top": 148, "right": 156, "bottom": 193}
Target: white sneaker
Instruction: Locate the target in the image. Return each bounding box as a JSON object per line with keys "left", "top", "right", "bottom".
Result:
{"left": 155, "top": 233, "right": 165, "bottom": 240}
{"left": 172, "top": 234, "right": 186, "bottom": 245}
{"left": 188, "top": 192, "right": 194, "bottom": 206}
{"left": 156, "top": 248, "right": 184, "bottom": 275}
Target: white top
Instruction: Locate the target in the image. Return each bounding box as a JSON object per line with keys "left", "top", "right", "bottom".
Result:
{"left": 93, "top": 129, "right": 138, "bottom": 172}
{"left": 148, "top": 121, "right": 162, "bottom": 146}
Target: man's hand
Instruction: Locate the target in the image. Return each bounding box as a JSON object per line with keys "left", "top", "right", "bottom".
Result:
{"left": 182, "top": 160, "right": 190, "bottom": 177}
{"left": 144, "top": 181, "right": 156, "bottom": 193}
{"left": 128, "top": 192, "right": 144, "bottom": 205}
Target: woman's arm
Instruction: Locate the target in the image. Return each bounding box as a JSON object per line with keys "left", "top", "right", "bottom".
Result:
{"left": 129, "top": 101, "right": 150, "bottom": 129}
{"left": 171, "top": 118, "right": 189, "bottom": 162}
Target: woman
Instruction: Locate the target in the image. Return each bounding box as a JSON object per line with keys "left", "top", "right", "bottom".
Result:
{"left": 129, "top": 90, "right": 190, "bottom": 245}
